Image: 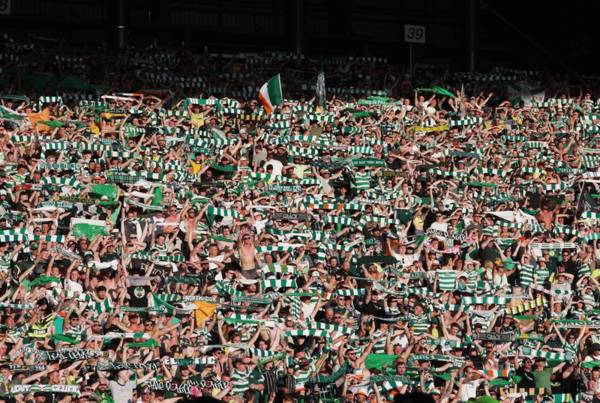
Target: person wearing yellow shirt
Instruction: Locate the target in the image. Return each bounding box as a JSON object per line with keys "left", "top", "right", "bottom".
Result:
{"left": 190, "top": 154, "right": 204, "bottom": 174}
{"left": 189, "top": 154, "right": 213, "bottom": 180}
{"left": 412, "top": 206, "right": 426, "bottom": 235}
{"left": 188, "top": 104, "right": 214, "bottom": 128}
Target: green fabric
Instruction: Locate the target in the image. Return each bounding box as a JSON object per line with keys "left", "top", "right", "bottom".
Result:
{"left": 90, "top": 184, "right": 119, "bottom": 202}
{"left": 210, "top": 163, "right": 237, "bottom": 172}
{"left": 503, "top": 257, "right": 516, "bottom": 269}
{"left": 431, "top": 85, "right": 456, "bottom": 98}
{"left": 263, "top": 74, "right": 283, "bottom": 106}
{"left": 152, "top": 294, "right": 176, "bottom": 315}
{"left": 127, "top": 338, "right": 159, "bottom": 348}
{"left": 466, "top": 181, "right": 497, "bottom": 188}
{"left": 532, "top": 368, "right": 552, "bottom": 389}
{"left": 109, "top": 204, "right": 121, "bottom": 226}
{"left": 72, "top": 223, "right": 109, "bottom": 240}
{"left": 29, "top": 275, "right": 61, "bottom": 288}
{"left": 54, "top": 316, "right": 64, "bottom": 335}
{"left": 39, "top": 120, "right": 63, "bottom": 128}
{"left": 416, "top": 86, "right": 456, "bottom": 98}
{"left": 351, "top": 157, "right": 386, "bottom": 168}
{"left": 317, "top": 362, "right": 349, "bottom": 383}
{"left": 365, "top": 354, "right": 398, "bottom": 370}
{"left": 581, "top": 361, "right": 600, "bottom": 369}
{"left": 434, "top": 373, "right": 452, "bottom": 381}
{"left": 151, "top": 187, "right": 163, "bottom": 206}
{"left": 52, "top": 333, "right": 79, "bottom": 344}
{"left": 351, "top": 111, "right": 370, "bottom": 119}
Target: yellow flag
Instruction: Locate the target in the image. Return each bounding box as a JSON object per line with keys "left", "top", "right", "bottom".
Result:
{"left": 90, "top": 120, "right": 100, "bottom": 135}
{"left": 193, "top": 301, "right": 217, "bottom": 326}
{"left": 28, "top": 108, "right": 51, "bottom": 131}
{"left": 414, "top": 124, "right": 449, "bottom": 133}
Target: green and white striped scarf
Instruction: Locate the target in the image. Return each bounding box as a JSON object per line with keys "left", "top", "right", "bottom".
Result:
{"left": 255, "top": 244, "right": 301, "bottom": 253}
{"left": 285, "top": 329, "right": 331, "bottom": 340}
{"left": 322, "top": 215, "right": 359, "bottom": 228}
{"left": 261, "top": 263, "right": 296, "bottom": 274}
{"left": 581, "top": 211, "right": 600, "bottom": 221}
{"left": 206, "top": 206, "right": 240, "bottom": 219}
{"left": 461, "top": 296, "right": 508, "bottom": 305}
{"left": 36, "top": 161, "right": 81, "bottom": 172}
{"left": 0, "top": 302, "right": 34, "bottom": 310}
{"left": 312, "top": 321, "right": 353, "bottom": 335}
{"left": 261, "top": 279, "right": 297, "bottom": 290}
{"left": 529, "top": 242, "right": 577, "bottom": 250}
{"left": 38, "top": 95, "right": 63, "bottom": 108}
{"left": 40, "top": 176, "right": 82, "bottom": 189}
{"left": 505, "top": 296, "right": 545, "bottom": 315}
{"left": 449, "top": 116, "right": 483, "bottom": 127}
{"left": 519, "top": 347, "right": 568, "bottom": 362}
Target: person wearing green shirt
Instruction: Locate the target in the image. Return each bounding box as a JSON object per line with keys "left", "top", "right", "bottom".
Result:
{"left": 532, "top": 358, "right": 565, "bottom": 389}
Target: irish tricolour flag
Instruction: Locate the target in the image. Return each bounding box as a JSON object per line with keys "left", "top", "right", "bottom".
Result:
{"left": 258, "top": 74, "right": 282, "bottom": 114}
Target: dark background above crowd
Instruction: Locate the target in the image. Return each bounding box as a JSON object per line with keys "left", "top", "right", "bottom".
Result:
{"left": 0, "top": 0, "right": 599, "bottom": 74}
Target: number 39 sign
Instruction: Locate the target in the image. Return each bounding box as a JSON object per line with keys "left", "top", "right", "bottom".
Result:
{"left": 404, "top": 24, "right": 426, "bottom": 44}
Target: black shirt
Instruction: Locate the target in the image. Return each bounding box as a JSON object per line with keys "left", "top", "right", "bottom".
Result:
{"left": 127, "top": 285, "right": 150, "bottom": 307}
{"left": 515, "top": 367, "right": 535, "bottom": 388}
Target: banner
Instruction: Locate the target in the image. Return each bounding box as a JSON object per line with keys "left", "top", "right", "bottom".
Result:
{"left": 96, "top": 360, "right": 161, "bottom": 371}
{"left": 408, "top": 354, "right": 465, "bottom": 366}
{"left": 351, "top": 157, "right": 386, "bottom": 168}
{"left": 426, "top": 228, "right": 466, "bottom": 241}
{"left": 272, "top": 212, "right": 309, "bottom": 221}
{"left": 34, "top": 348, "right": 104, "bottom": 361}
{"left": 10, "top": 384, "right": 80, "bottom": 395}
{"left": 8, "top": 364, "right": 47, "bottom": 372}
{"left": 365, "top": 354, "right": 399, "bottom": 370}
{"left": 508, "top": 82, "right": 545, "bottom": 107}
{"left": 316, "top": 71, "right": 327, "bottom": 112}
{"left": 414, "top": 124, "right": 449, "bottom": 132}
{"left": 144, "top": 379, "right": 229, "bottom": 396}
{"left": 471, "top": 332, "right": 516, "bottom": 342}
{"left": 264, "top": 184, "right": 301, "bottom": 193}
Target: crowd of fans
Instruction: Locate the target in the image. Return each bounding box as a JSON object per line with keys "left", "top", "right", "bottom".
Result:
{"left": 2, "top": 36, "right": 600, "bottom": 403}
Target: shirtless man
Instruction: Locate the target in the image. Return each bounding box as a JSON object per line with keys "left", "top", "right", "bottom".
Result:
{"left": 238, "top": 232, "right": 259, "bottom": 279}
{"left": 537, "top": 204, "right": 555, "bottom": 231}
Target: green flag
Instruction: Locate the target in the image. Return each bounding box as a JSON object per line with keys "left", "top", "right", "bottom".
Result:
{"left": 258, "top": 74, "right": 283, "bottom": 114}
{"left": 151, "top": 294, "right": 176, "bottom": 315}
{"left": 90, "top": 184, "right": 119, "bottom": 202}
{"left": 416, "top": 86, "right": 456, "bottom": 98}
{"left": 71, "top": 218, "right": 109, "bottom": 240}
{"left": 365, "top": 354, "right": 399, "bottom": 370}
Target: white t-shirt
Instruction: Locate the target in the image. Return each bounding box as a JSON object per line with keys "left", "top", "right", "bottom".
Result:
{"left": 459, "top": 379, "right": 482, "bottom": 401}
{"left": 109, "top": 380, "right": 136, "bottom": 403}
{"left": 429, "top": 221, "right": 448, "bottom": 233}
{"left": 206, "top": 254, "right": 225, "bottom": 270}
{"left": 253, "top": 218, "right": 268, "bottom": 234}
{"left": 64, "top": 278, "right": 84, "bottom": 299}
{"left": 393, "top": 252, "right": 420, "bottom": 268}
